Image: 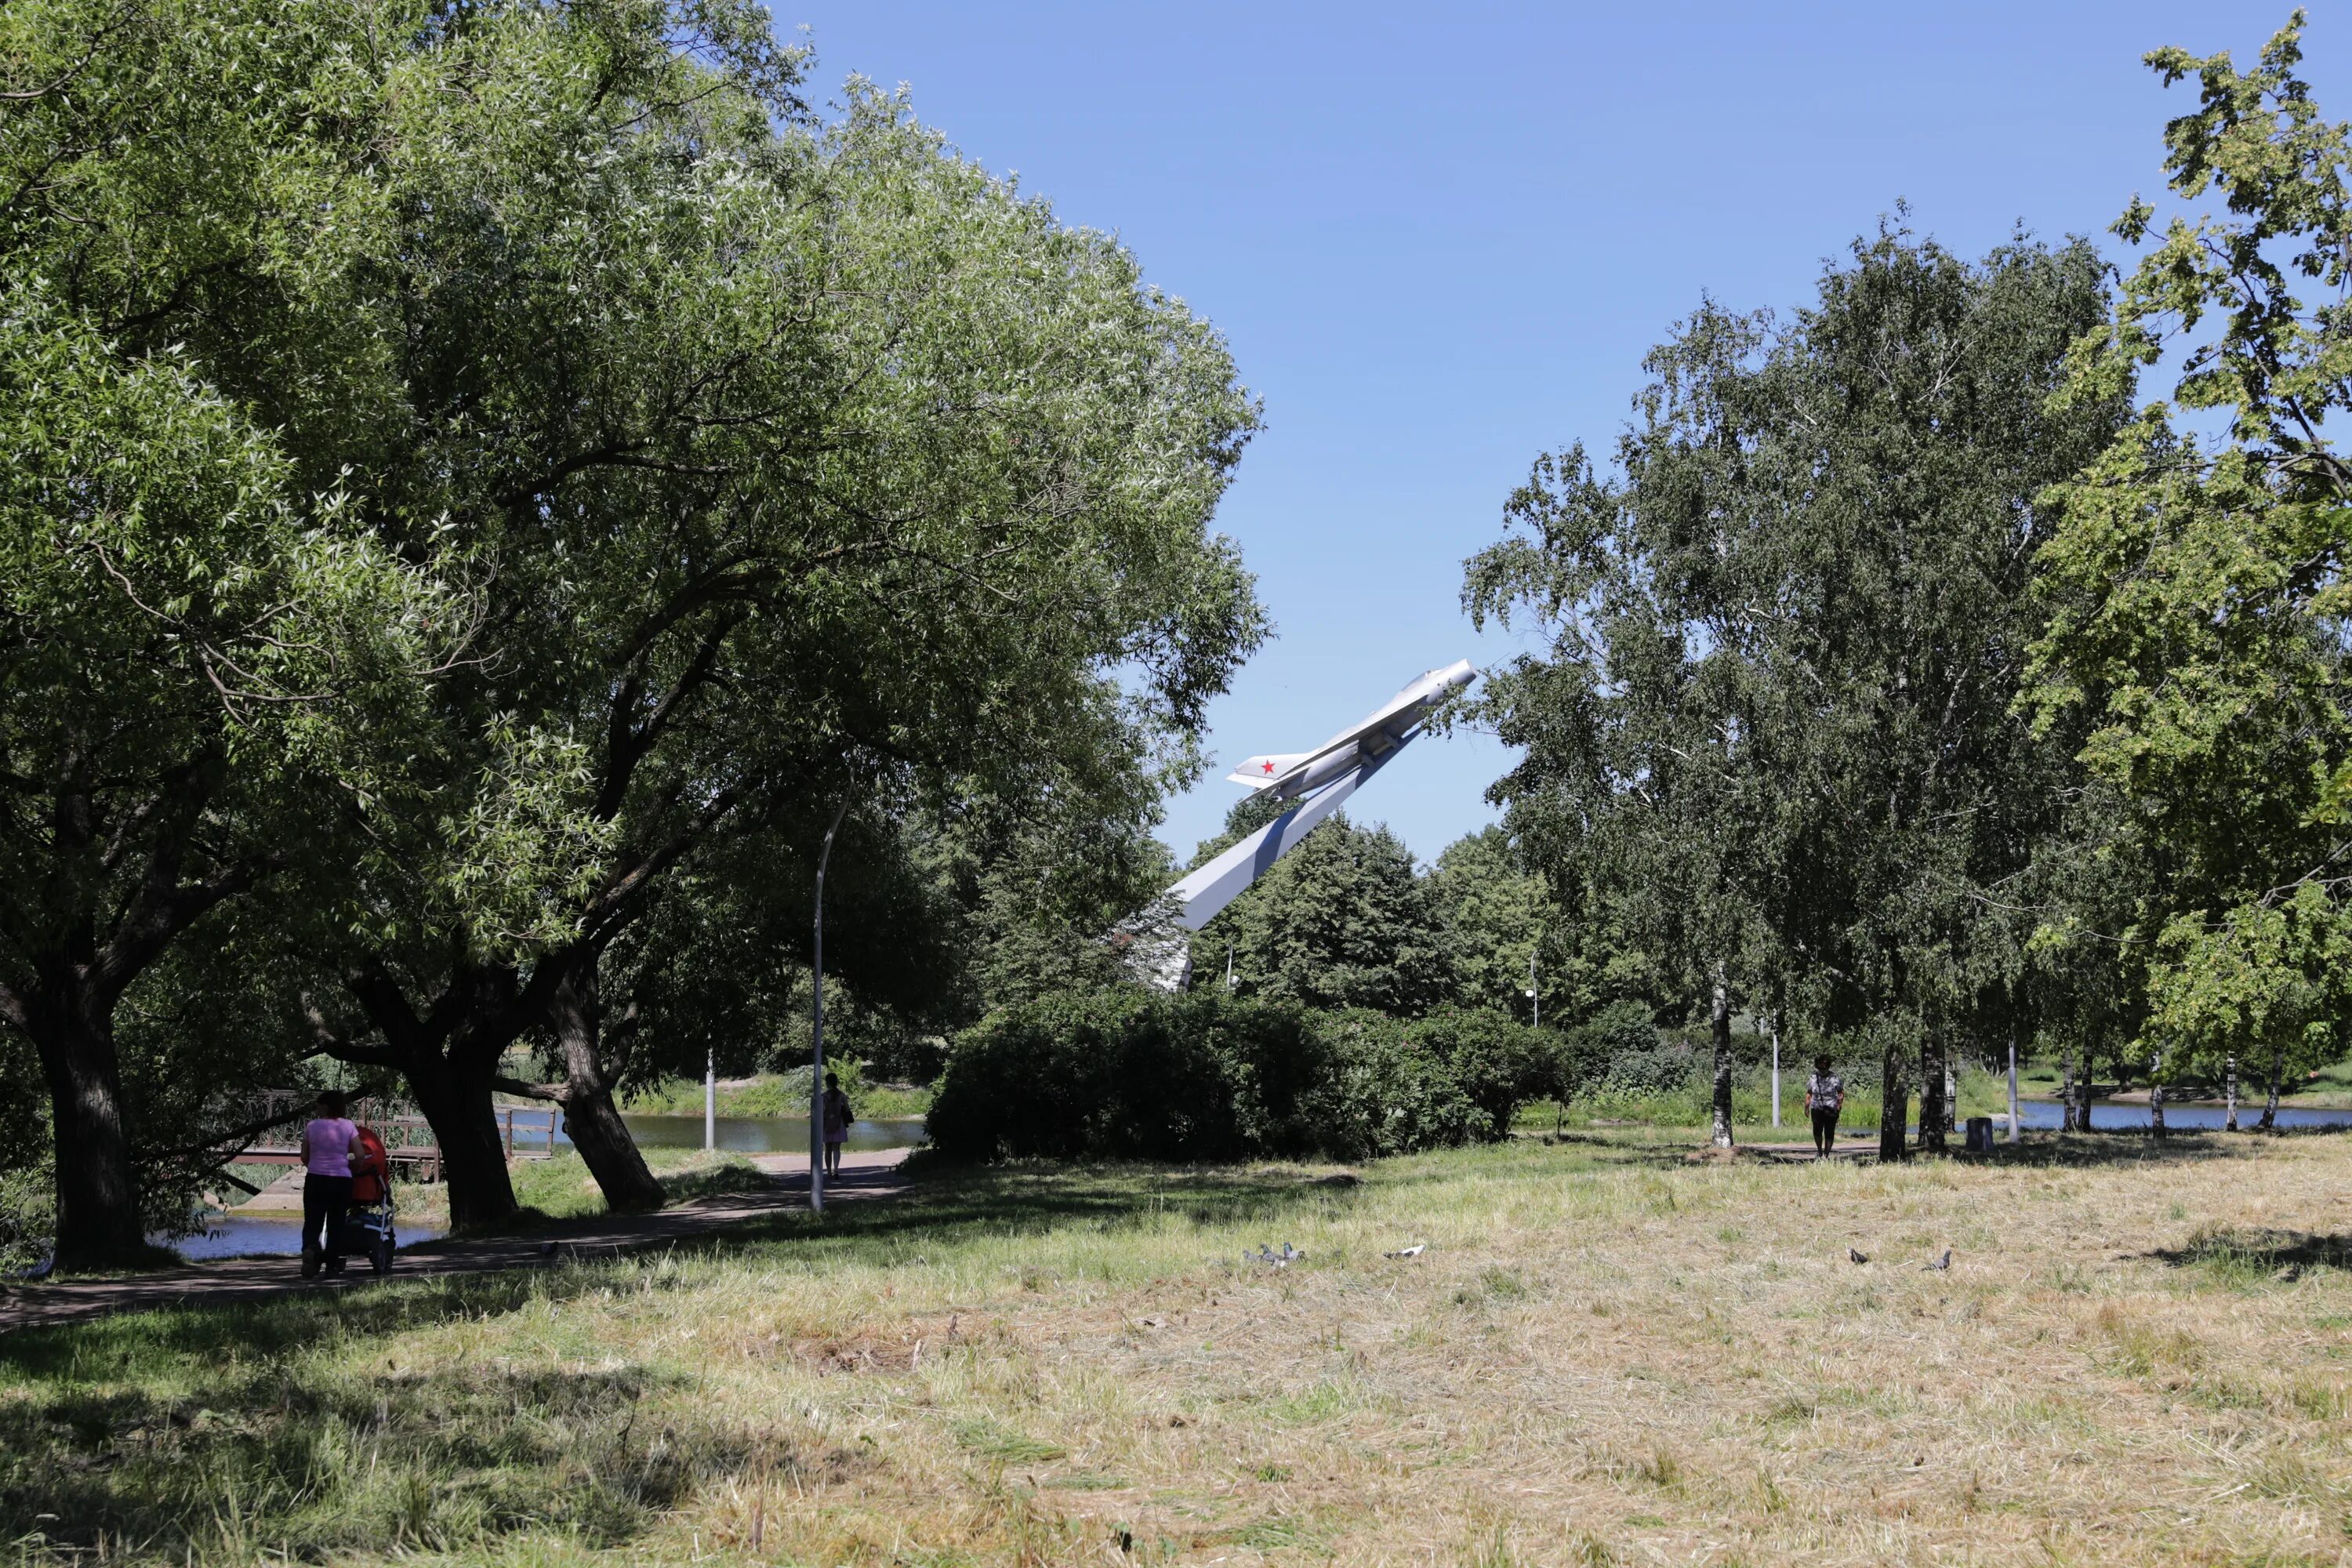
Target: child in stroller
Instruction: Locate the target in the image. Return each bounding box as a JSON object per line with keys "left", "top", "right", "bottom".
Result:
{"left": 332, "top": 1123, "right": 398, "bottom": 1276}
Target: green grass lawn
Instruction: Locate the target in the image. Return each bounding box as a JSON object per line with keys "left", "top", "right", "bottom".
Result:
{"left": 12, "top": 1129, "right": 2352, "bottom": 1564}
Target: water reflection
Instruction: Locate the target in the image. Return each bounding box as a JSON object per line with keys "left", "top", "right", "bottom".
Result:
{"left": 614, "top": 1114, "right": 927, "bottom": 1153}
{"left": 165, "top": 1214, "right": 448, "bottom": 1261}
{"left": 2014, "top": 1099, "right": 2352, "bottom": 1131}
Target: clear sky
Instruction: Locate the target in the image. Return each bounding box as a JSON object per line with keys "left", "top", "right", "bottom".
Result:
{"left": 772, "top": 1, "right": 2320, "bottom": 865}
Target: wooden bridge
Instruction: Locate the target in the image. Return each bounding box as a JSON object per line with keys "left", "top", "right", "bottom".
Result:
{"left": 225, "top": 1093, "right": 564, "bottom": 1186}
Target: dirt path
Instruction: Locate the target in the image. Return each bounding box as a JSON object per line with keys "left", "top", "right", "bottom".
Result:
{"left": 0, "top": 1148, "right": 912, "bottom": 1338}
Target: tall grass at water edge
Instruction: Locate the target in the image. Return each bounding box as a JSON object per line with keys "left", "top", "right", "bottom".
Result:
{"left": 619, "top": 1063, "right": 933, "bottom": 1122}
{"left": 1523, "top": 1065, "right": 2015, "bottom": 1133}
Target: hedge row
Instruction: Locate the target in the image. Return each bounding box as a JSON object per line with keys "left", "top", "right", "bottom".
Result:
{"left": 926, "top": 990, "right": 1567, "bottom": 1163}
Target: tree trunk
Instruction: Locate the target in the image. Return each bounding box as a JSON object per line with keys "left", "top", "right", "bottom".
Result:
{"left": 2224, "top": 1054, "right": 2239, "bottom": 1132}
{"left": 404, "top": 1054, "right": 520, "bottom": 1230}
{"left": 2149, "top": 1047, "right": 2166, "bottom": 1141}
{"left": 2257, "top": 1042, "right": 2282, "bottom": 1131}
{"left": 1708, "top": 964, "right": 1735, "bottom": 1149}
{"left": 1878, "top": 1030, "right": 1909, "bottom": 1162}
{"left": 548, "top": 963, "right": 665, "bottom": 1213}
{"left": 2060, "top": 1042, "right": 2079, "bottom": 1132}
{"left": 1918, "top": 1025, "right": 1947, "bottom": 1154}
{"left": 26, "top": 980, "right": 149, "bottom": 1271}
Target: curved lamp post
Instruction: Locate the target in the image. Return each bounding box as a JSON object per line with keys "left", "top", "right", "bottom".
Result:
{"left": 809, "top": 797, "right": 848, "bottom": 1214}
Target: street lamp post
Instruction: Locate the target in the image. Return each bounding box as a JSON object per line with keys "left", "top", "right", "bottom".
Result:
{"left": 809, "top": 797, "right": 848, "bottom": 1214}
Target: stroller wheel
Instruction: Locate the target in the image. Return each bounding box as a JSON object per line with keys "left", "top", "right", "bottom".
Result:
{"left": 372, "top": 1235, "right": 394, "bottom": 1275}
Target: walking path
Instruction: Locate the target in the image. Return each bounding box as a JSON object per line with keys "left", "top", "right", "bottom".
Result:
{"left": 0, "top": 1148, "right": 912, "bottom": 1338}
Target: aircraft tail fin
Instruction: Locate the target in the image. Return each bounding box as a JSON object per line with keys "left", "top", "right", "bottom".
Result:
{"left": 1225, "top": 753, "right": 1307, "bottom": 788}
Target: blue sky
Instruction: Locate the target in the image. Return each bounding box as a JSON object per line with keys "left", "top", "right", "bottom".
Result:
{"left": 775, "top": 1, "right": 2318, "bottom": 864}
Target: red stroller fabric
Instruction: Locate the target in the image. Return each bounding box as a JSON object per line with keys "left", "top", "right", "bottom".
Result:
{"left": 348, "top": 1126, "right": 390, "bottom": 1203}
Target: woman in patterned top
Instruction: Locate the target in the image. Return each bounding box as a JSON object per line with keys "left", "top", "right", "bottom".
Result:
{"left": 1804, "top": 1054, "right": 1843, "bottom": 1159}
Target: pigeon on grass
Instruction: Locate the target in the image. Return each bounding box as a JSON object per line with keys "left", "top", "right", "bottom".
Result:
{"left": 1922, "top": 1250, "right": 1951, "bottom": 1272}
{"left": 1847, "top": 1247, "right": 1869, "bottom": 1265}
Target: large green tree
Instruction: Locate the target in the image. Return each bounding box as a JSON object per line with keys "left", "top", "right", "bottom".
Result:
{"left": 1192, "top": 804, "right": 1454, "bottom": 1015}
{"left": 2025, "top": 13, "right": 2352, "bottom": 1118}
{"left": 1471, "top": 229, "right": 2127, "bottom": 1155}
{"left": 4, "top": 0, "right": 1264, "bottom": 1236}
{"left": 0, "top": 289, "right": 450, "bottom": 1265}
{"left": 1426, "top": 826, "right": 1559, "bottom": 1022}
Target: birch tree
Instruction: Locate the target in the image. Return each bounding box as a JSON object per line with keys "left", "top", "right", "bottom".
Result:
{"left": 1472, "top": 229, "right": 2123, "bottom": 1156}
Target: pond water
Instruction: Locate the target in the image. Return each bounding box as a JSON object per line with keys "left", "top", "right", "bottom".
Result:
{"left": 2013, "top": 1099, "right": 2352, "bottom": 1133}
{"left": 168, "top": 1213, "right": 448, "bottom": 1261}
{"left": 154, "top": 1114, "right": 929, "bottom": 1259}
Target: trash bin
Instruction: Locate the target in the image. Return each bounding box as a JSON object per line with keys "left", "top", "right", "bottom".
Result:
{"left": 1964, "top": 1116, "right": 1994, "bottom": 1152}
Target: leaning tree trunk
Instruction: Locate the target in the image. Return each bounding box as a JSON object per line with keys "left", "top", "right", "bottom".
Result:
{"left": 2257, "top": 1042, "right": 2283, "bottom": 1131}
{"left": 404, "top": 1053, "right": 521, "bottom": 1230}
{"left": 2149, "top": 1047, "right": 2166, "bottom": 1141}
{"left": 26, "top": 978, "right": 148, "bottom": 1270}
{"left": 2224, "top": 1054, "right": 2239, "bottom": 1132}
{"left": 547, "top": 963, "right": 665, "bottom": 1213}
{"left": 1918, "top": 1026, "right": 1948, "bottom": 1155}
{"left": 1708, "top": 964, "right": 1735, "bottom": 1149}
{"left": 1878, "top": 1029, "right": 1909, "bottom": 1162}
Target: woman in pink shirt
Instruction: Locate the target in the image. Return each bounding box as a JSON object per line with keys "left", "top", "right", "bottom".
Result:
{"left": 299, "top": 1090, "right": 359, "bottom": 1277}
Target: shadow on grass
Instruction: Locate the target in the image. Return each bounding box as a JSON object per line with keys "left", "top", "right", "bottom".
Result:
{"left": 2147, "top": 1227, "right": 2352, "bottom": 1279}
{"left": 0, "top": 1350, "right": 823, "bottom": 1556}
{"left": 1955, "top": 1130, "right": 2249, "bottom": 1171}
{"left": 706, "top": 1160, "right": 1352, "bottom": 1256}
{"left": 0, "top": 1162, "right": 1349, "bottom": 1378}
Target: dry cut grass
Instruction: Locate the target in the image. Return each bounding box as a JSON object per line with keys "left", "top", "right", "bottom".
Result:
{"left": 9, "top": 1130, "right": 2352, "bottom": 1565}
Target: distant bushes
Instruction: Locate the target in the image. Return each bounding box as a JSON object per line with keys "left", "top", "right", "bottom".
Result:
{"left": 927, "top": 991, "right": 1566, "bottom": 1163}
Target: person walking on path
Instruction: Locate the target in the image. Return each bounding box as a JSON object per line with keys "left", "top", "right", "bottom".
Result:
{"left": 821, "top": 1072, "right": 853, "bottom": 1178}
{"left": 299, "top": 1091, "right": 360, "bottom": 1277}
{"left": 1805, "top": 1055, "right": 1844, "bottom": 1159}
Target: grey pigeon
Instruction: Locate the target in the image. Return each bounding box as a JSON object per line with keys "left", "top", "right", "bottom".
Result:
{"left": 1847, "top": 1247, "right": 1869, "bottom": 1265}
{"left": 1922, "top": 1249, "right": 1951, "bottom": 1272}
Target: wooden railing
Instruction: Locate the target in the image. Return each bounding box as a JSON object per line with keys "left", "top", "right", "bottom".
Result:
{"left": 230, "top": 1095, "right": 565, "bottom": 1184}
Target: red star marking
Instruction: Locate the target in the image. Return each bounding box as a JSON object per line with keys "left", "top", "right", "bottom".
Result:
{"left": 1261, "top": 760, "right": 1276, "bottom": 773}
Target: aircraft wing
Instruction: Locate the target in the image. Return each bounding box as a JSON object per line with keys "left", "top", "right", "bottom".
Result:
{"left": 1229, "top": 659, "right": 1478, "bottom": 798}
{"left": 1225, "top": 752, "right": 1308, "bottom": 787}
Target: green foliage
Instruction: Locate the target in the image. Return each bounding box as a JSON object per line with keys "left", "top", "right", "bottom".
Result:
{"left": 2026, "top": 13, "right": 2352, "bottom": 1087}
{"left": 1469, "top": 223, "right": 2126, "bottom": 1149}
{"left": 1427, "top": 826, "right": 1558, "bottom": 1019}
{"left": 1563, "top": 999, "right": 1668, "bottom": 1091}
{"left": 1193, "top": 809, "right": 1454, "bottom": 1014}
{"left": 2, "top": 0, "right": 1271, "bottom": 1233}
{"left": 927, "top": 991, "right": 1561, "bottom": 1163}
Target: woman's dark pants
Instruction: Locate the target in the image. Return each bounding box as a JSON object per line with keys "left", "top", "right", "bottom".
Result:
{"left": 1810, "top": 1108, "right": 1839, "bottom": 1156}
{"left": 303, "top": 1174, "right": 354, "bottom": 1261}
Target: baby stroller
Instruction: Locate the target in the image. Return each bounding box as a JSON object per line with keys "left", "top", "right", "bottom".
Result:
{"left": 332, "top": 1124, "right": 397, "bottom": 1276}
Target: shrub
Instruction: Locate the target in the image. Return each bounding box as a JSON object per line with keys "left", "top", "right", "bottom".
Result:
{"left": 927, "top": 991, "right": 1555, "bottom": 1163}
{"left": 1563, "top": 999, "right": 1664, "bottom": 1091}
{"left": 1306, "top": 1010, "right": 1488, "bottom": 1160}
{"left": 1402, "top": 1007, "right": 1571, "bottom": 1131}
{"left": 0, "top": 1163, "right": 53, "bottom": 1273}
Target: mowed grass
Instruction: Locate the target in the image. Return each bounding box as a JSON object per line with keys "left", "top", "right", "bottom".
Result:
{"left": 9, "top": 1132, "right": 2352, "bottom": 1565}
